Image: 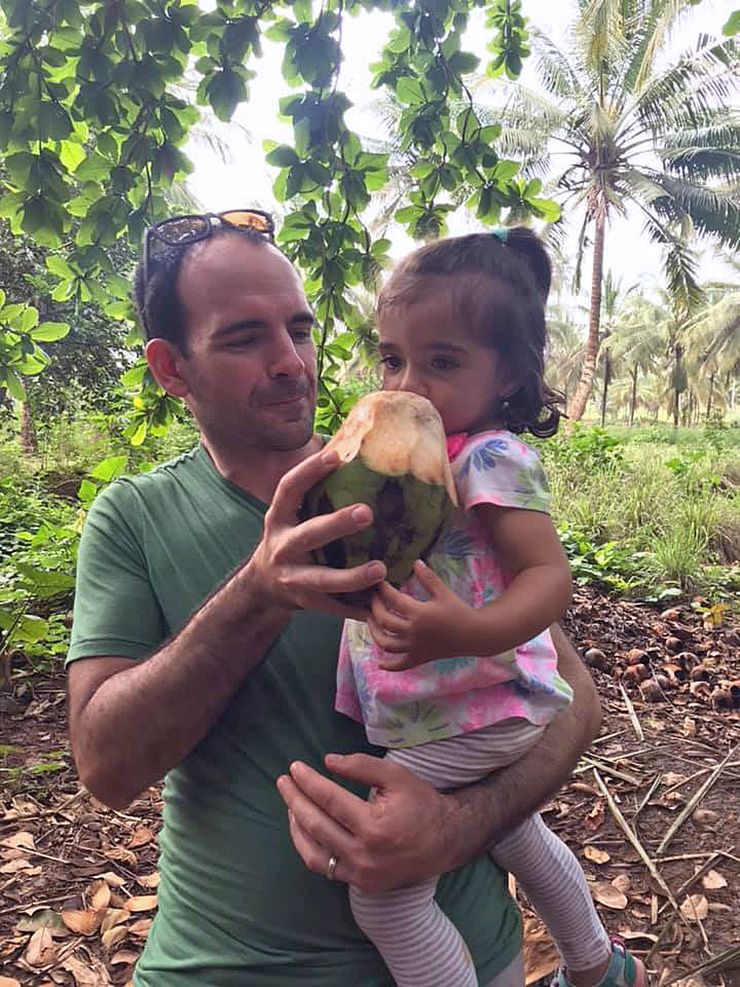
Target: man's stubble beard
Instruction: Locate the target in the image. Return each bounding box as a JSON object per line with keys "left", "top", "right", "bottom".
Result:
{"left": 198, "top": 404, "right": 316, "bottom": 456}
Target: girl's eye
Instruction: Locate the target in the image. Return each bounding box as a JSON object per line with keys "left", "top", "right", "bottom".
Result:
{"left": 379, "top": 355, "right": 402, "bottom": 370}
{"left": 431, "top": 357, "right": 457, "bottom": 371}
{"left": 292, "top": 329, "right": 313, "bottom": 343}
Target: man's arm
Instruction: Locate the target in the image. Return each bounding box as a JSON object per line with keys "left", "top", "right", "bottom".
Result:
{"left": 277, "top": 624, "right": 600, "bottom": 893}
{"left": 68, "top": 450, "right": 386, "bottom": 811}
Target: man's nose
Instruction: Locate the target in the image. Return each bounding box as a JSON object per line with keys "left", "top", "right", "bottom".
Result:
{"left": 269, "top": 331, "right": 306, "bottom": 378}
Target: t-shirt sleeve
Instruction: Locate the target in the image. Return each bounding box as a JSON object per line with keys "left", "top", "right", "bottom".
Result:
{"left": 454, "top": 433, "right": 551, "bottom": 514}
{"left": 66, "top": 480, "right": 166, "bottom": 666}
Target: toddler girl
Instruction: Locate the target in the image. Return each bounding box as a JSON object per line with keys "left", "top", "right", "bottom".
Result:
{"left": 336, "top": 229, "right": 645, "bottom": 987}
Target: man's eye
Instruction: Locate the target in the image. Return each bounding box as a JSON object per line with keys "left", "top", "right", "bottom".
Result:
{"left": 226, "top": 337, "right": 256, "bottom": 348}
{"left": 292, "top": 329, "right": 313, "bottom": 343}
{"left": 379, "top": 355, "right": 401, "bottom": 370}
{"left": 431, "top": 357, "right": 457, "bottom": 371}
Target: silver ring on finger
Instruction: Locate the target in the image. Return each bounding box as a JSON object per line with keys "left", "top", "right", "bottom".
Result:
{"left": 326, "top": 854, "right": 339, "bottom": 881}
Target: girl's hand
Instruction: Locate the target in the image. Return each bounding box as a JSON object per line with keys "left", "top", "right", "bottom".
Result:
{"left": 367, "top": 561, "right": 475, "bottom": 669}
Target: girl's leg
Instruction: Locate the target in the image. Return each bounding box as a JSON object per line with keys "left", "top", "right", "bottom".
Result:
{"left": 490, "top": 814, "right": 613, "bottom": 982}
{"left": 348, "top": 723, "right": 543, "bottom": 987}
{"left": 349, "top": 878, "right": 478, "bottom": 987}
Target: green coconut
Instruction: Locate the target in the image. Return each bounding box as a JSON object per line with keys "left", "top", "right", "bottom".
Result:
{"left": 303, "top": 391, "right": 458, "bottom": 602}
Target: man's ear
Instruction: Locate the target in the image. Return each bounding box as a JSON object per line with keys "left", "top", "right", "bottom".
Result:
{"left": 146, "top": 338, "right": 190, "bottom": 398}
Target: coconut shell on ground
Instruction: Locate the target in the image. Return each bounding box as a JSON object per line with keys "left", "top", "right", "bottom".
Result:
{"left": 303, "top": 391, "right": 458, "bottom": 604}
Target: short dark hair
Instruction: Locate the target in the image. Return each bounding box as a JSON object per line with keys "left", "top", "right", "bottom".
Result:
{"left": 132, "top": 225, "right": 272, "bottom": 352}
{"left": 377, "top": 227, "right": 563, "bottom": 438}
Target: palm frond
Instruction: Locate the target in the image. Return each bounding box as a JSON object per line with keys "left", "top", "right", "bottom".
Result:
{"left": 683, "top": 293, "right": 740, "bottom": 375}
{"left": 630, "top": 36, "right": 738, "bottom": 140}
{"left": 576, "top": 0, "right": 629, "bottom": 77}
{"left": 626, "top": 0, "right": 688, "bottom": 93}
{"left": 661, "top": 145, "right": 740, "bottom": 182}
{"left": 640, "top": 210, "right": 704, "bottom": 316}
{"left": 647, "top": 172, "right": 740, "bottom": 248}
{"left": 573, "top": 210, "right": 591, "bottom": 295}
{"left": 532, "top": 28, "right": 586, "bottom": 101}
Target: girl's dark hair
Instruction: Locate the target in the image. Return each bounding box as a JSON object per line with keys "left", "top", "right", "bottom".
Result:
{"left": 378, "top": 227, "right": 563, "bottom": 438}
{"left": 132, "top": 226, "right": 271, "bottom": 352}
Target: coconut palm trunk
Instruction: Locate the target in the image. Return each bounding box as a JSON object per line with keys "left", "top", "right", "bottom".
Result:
{"left": 568, "top": 209, "right": 605, "bottom": 421}
{"left": 600, "top": 347, "right": 611, "bottom": 427}
{"left": 706, "top": 371, "right": 715, "bottom": 420}
{"left": 629, "top": 364, "right": 638, "bottom": 426}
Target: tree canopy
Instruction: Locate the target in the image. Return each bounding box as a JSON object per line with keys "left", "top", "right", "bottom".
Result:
{"left": 0, "top": 0, "right": 555, "bottom": 434}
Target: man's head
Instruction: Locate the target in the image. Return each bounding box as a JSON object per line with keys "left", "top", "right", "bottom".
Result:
{"left": 134, "top": 225, "right": 318, "bottom": 455}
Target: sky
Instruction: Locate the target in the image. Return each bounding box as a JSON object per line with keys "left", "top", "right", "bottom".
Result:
{"left": 185, "top": 0, "right": 737, "bottom": 307}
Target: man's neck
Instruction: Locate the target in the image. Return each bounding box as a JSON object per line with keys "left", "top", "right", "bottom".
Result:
{"left": 201, "top": 433, "right": 323, "bottom": 504}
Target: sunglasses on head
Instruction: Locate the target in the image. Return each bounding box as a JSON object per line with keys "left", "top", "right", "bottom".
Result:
{"left": 141, "top": 208, "right": 275, "bottom": 286}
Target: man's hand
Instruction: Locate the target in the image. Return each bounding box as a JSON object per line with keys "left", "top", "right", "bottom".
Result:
{"left": 249, "top": 449, "right": 386, "bottom": 620}
{"left": 368, "top": 561, "right": 475, "bottom": 669}
{"left": 276, "top": 754, "right": 457, "bottom": 893}
{"left": 278, "top": 627, "right": 601, "bottom": 890}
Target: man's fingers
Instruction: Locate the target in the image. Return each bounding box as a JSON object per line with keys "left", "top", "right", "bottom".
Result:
{"left": 288, "top": 560, "right": 386, "bottom": 598}
{"left": 323, "top": 752, "right": 411, "bottom": 791}
{"left": 287, "top": 810, "right": 349, "bottom": 884}
{"left": 269, "top": 448, "right": 340, "bottom": 524}
{"left": 277, "top": 762, "right": 368, "bottom": 842}
{"left": 289, "top": 503, "right": 374, "bottom": 556}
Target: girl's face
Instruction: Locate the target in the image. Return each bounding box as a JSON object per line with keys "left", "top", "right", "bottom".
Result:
{"left": 378, "top": 290, "right": 507, "bottom": 435}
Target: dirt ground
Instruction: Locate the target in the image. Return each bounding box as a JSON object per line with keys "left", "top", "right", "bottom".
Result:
{"left": 1, "top": 586, "right": 739, "bottom": 987}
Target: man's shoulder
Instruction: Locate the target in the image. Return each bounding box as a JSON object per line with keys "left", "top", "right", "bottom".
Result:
{"left": 102, "top": 446, "right": 202, "bottom": 498}
{"left": 86, "top": 447, "right": 205, "bottom": 528}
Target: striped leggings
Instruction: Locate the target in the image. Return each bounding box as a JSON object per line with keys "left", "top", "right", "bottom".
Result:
{"left": 350, "top": 721, "right": 611, "bottom": 987}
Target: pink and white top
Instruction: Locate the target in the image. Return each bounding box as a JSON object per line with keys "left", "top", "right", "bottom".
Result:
{"left": 335, "top": 429, "right": 574, "bottom": 749}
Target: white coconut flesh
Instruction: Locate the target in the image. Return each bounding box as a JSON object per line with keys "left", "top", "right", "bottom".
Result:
{"left": 326, "top": 392, "right": 458, "bottom": 506}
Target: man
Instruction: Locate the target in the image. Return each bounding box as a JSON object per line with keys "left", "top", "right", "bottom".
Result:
{"left": 67, "top": 211, "right": 600, "bottom": 986}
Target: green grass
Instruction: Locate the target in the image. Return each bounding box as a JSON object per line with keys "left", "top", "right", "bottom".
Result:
{"left": 538, "top": 423, "right": 740, "bottom": 602}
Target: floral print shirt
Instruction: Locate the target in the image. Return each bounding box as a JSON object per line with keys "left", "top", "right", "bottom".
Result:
{"left": 335, "top": 430, "right": 574, "bottom": 749}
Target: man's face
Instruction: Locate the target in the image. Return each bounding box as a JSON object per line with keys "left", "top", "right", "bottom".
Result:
{"left": 175, "top": 235, "right": 318, "bottom": 453}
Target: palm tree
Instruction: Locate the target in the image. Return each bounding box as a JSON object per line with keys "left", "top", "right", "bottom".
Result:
{"left": 610, "top": 295, "right": 668, "bottom": 425}
{"left": 494, "top": 0, "right": 740, "bottom": 420}
{"left": 546, "top": 304, "right": 586, "bottom": 410}
{"left": 595, "top": 271, "right": 638, "bottom": 424}
{"left": 683, "top": 287, "right": 740, "bottom": 418}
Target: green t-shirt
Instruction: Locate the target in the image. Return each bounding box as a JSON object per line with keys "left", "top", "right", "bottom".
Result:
{"left": 68, "top": 445, "right": 521, "bottom": 986}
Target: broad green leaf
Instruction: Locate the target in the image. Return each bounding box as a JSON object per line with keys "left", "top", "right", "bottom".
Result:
{"left": 207, "top": 68, "right": 247, "bottom": 122}
{"left": 265, "top": 144, "right": 300, "bottom": 168}
{"left": 120, "top": 361, "right": 150, "bottom": 388}
{"left": 77, "top": 478, "right": 98, "bottom": 504}
{"left": 46, "top": 255, "right": 75, "bottom": 278}
{"left": 16, "top": 564, "right": 76, "bottom": 596}
{"left": 11, "top": 614, "right": 49, "bottom": 643}
{"left": 130, "top": 421, "right": 148, "bottom": 446}
{"left": 30, "top": 321, "right": 69, "bottom": 342}
{"left": 4, "top": 369, "right": 26, "bottom": 401}
{"left": 530, "top": 197, "right": 561, "bottom": 222}
{"left": 90, "top": 455, "right": 128, "bottom": 483}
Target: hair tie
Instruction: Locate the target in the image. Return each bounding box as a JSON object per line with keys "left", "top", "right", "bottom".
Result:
{"left": 491, "top": 226, "right": 509, "bottom": 244}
